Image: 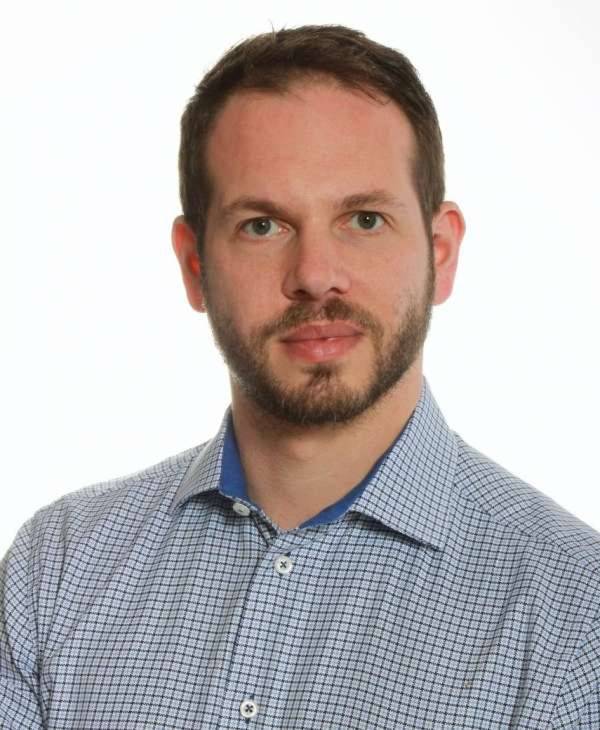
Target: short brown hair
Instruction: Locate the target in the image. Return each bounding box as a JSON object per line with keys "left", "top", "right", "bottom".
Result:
{"left": 178, "top": 24, "right": 445, "bottom": 257}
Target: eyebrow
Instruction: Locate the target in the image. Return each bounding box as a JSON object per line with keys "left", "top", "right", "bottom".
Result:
{"left": 219, "top": 189, "right": 407, "bottom": 222}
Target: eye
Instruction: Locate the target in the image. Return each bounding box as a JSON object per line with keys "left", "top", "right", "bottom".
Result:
{"left": 240, "top": 217, "right": 283, "bottom": 238}
{"left": 348, "top": 211, "right": 385, "bottom": 232}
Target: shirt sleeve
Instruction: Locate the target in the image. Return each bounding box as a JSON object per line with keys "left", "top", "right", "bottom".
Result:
{"left": 550, "top": 614, "right": 600, "bottom": 729}
{"left": 0, "top": 520, "right": 45, "bottom": 728}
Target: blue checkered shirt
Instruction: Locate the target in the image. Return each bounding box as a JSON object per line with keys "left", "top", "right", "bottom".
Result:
{"left": 1, "top": 378, "right": 599, "bottom": 728}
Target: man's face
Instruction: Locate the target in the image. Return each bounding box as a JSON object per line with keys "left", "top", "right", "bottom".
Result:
{"left": 199, "top": 81, "right": 440, "bottom": 426}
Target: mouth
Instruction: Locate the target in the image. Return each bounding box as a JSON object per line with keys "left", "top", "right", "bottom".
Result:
{"left": 280, "top": 322, "right": 363, "bottom": 342}
{"left": 279, "top": 322, "right": 364, "bottom": 363}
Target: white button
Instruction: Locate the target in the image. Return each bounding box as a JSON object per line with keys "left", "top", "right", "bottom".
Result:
{"left": 232, "top": 501, "right": 251, "bottom": 516}
{"left": 239, "top": 698, "right": 258, "bottom": 718}
{"left": 274, "top": 554, "right": 293, "bottom": 575}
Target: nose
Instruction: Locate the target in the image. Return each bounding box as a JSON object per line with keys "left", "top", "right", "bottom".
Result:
{"left": 281, "top": 231, "right": 351, "bottom": 302}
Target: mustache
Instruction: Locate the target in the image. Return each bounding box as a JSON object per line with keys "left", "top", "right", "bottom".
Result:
{"left": 260, "top": 297, "right": 383, "bottom": 340}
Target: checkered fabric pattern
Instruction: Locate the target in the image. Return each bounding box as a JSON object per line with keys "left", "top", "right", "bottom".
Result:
{"left": 1, "top": 377, "right": 599, "bottom": 728}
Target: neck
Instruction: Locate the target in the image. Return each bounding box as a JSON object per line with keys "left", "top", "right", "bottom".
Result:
{"left": 229, "top": 362, "right": 423, "bottom": 530}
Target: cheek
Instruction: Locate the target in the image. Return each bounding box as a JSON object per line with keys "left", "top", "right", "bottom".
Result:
{"left": 216, "top": 270, "right": 279, "bottom": 334}
{"left": 374, "top": 262, "right": 424, "bottom": 322}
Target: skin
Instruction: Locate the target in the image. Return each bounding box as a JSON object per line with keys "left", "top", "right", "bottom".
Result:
{"left": 172, "top": 79, "right": 466, "bottom": 531}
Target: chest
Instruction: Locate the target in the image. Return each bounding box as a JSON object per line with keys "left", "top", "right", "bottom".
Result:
{"left": 39, "top": 514, "right": 562, "bottom": 728}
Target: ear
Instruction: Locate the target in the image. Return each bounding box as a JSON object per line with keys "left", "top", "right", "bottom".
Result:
{"left": 430, "top": 201, "right": 466, "bottom": 305}
{"left": 171, "top": 215, "right": 206, "bottom": 312}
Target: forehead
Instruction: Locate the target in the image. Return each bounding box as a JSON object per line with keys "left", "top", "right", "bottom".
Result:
{"left": 204, "top": 80, "right": 417, "bottom": 211}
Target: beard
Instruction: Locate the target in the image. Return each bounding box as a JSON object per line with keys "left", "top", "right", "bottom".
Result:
{"left": 200, "top": 247, "right": 435, "bottom": 427}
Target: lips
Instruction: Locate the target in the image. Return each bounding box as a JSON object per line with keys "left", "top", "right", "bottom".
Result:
{"left": 281, "top": 323, "right": 362, "bottom": 341}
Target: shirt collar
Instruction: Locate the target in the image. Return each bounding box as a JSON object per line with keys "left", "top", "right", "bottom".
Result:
{"left": 171, "top": 376, "right": 457, "bottom": 551}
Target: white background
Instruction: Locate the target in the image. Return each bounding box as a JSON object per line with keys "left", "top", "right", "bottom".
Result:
{"left": 1, "top": 0, "right": 599, "bottom": 558}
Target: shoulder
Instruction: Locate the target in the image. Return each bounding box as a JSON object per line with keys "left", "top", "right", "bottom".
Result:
{"left": 453, "top": 432, "right": 600, "bottom": 578}
{"left": 0, "top": 443, "right": 209, "bottom": 663}
{"left": 10, "top": 443, "right": 205, "bottom": 565}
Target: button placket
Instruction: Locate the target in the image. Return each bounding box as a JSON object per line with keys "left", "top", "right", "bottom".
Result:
{"left": 225, "top": 528, "right": 301, "bottom": 724}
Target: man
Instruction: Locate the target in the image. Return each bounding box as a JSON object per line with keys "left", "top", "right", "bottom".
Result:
{"left": 1, "top": 24, "right": 598, "bottom": 729}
